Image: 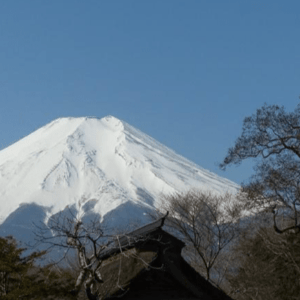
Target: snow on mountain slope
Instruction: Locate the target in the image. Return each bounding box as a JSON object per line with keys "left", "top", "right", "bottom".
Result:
{"left": 0, "top": 116, "right": 239, "bottom": 243}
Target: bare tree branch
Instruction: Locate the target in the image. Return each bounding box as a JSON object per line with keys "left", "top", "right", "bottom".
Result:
{"left": 156, "top": 190, "right": 242, "bottom": 285}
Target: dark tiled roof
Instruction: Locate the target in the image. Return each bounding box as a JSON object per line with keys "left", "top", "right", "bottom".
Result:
{"left": 113, "top": 212, "right": 169, "bottom": 246}
{"left": 97, "top": 213, "right": 233, "bottom": 300}
{"left": 98, "top": 212, "right": 180, "bottom": 260}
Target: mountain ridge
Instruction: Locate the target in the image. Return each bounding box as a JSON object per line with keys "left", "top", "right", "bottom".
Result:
{"left": 0, "top": 116, "right": 239, "bottom": 244}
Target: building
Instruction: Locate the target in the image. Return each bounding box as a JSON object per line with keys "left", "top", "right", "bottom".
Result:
{"left": 96, "top": 213, "right": 233, "bottom": 300}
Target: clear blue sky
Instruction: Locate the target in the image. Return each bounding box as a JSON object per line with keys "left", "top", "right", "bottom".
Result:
{"left": 0, "top": 1, "right": 299, "bottom": 184}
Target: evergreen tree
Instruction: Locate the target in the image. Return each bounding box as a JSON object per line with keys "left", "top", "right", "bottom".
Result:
{"left": 0, "top": 235, "right": 75, "bottom": 299}
{"left": 229, "top": 225, "right": 300, "bottom": 300}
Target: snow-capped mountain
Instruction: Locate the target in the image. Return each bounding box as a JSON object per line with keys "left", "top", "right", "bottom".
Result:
{"left": 0, "top": 116, "right": 239, "bottom": 244}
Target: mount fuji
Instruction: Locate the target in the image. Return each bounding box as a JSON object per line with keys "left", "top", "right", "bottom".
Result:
{"left": 0, "top": 116, "right": 239, "bottom": 246}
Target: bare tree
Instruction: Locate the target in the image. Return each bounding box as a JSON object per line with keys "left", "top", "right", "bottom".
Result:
{"left": 156, "top": 190, "right": 242, "bottom": 285}
{"left": 218, "top": 102, "right": 300, "bottom": 299}
{"left": 220, "top": 103, "right": 300, "bottom": 234}
{"left": 34, "top": 211, "right": 167, "bottom": 300}
{"left": 34, "top": 214, "right": 113, "bottom": 299}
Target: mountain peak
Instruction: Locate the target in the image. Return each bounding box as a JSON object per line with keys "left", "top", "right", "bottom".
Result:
{"left": 47, "top": 115, "right": 124, "bottom": 133}
{"left": 103, "top": 115, "right": 120, "bottom": 122}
